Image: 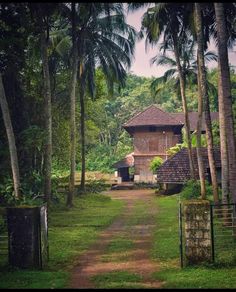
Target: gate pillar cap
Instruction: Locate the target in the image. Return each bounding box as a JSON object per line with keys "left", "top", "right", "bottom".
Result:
{"left": 183, "top": 200, "right": 210, "bottom": 206}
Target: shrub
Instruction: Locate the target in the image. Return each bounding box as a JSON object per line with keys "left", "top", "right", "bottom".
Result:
{"left": 77, "top": 179, "right": 110, "bottom": 195}
{"left": 180, "top": 179, "right": 213, "bottom": 200}
{"left": 149, "top": 157, "right": 164, "bottom": 173}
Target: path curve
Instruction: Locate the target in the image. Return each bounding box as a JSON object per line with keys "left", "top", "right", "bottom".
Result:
{"left": 69, "top": 189, "right": 162, "bottom": 289}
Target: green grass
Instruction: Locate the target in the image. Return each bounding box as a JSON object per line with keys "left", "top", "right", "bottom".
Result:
{"left": 91, "top": 271, "right": 145, "bottom": 289}
{"left": 101, "top": 236, "right": 134, "bottom": 263}
{"left": 127, "top": 200, "right": 154, "bottom": 226}
{"left": 0, "top": 193, "right": 124, "bottom": 289}
{"left": 151, "top": 195, "right": 180, "bottom": 262}
{"left": 106, "top": 236, "right": 134, "bottom": 253}
{"left": 152, "top": 266, "right": 236, "bottom": 289}
{"left": 151, "top": 194, "right": 236, "bottom": 288}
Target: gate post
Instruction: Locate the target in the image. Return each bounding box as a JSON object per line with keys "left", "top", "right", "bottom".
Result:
{"left": 6, "top": 205, "right": 48, "bottom": 269}
{"left": 183, "top": 200, "right": 212, "bottom": 265}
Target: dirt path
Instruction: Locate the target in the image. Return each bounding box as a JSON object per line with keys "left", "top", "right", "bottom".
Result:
{"left": 69, "top": 189, "right": 162, "bottom": 289}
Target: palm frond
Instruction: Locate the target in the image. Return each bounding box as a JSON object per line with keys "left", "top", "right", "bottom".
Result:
{"left": 204, "top": 50, "right": 218, "bottom": 63}
{"left": 151, "top": 54, "right": 176, "bottom": 67}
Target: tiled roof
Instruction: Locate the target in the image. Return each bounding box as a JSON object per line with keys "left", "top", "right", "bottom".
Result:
{"left": 156, "top": 147, "right": 221, "bottom": 183}
{"left": 123, "top": 105, "right": 219, "bottom": 131}
{"left": 171, "top": 112, "right": 219, "bottom": 132}
{"left": 112, "top": 152, "right": 134, "bottom": 169}
{"left": 123, "top": 105, "right": 183, "bottom": 128}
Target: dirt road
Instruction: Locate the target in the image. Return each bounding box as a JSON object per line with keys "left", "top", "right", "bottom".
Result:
{"left": 69, "top": 189, "right": 162, "bottom": 288}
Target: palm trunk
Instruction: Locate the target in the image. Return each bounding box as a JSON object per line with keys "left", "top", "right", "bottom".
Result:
{"left": 79, "top": 64, "right": 86, "bottom": 192}
{"left": 196, "top": 61, "right": 206, "bottom": 199}
{"left": 195, "top": 6, "right": 220, "bottom": 204}
{"left": 194, "top": 3, "right": 209, "bottom": 200}
{"left": 172, "top": 35, "right": 196, "bottom": 180}
{"left": 214, "top": 2, "right": 236, "bottom": 204}
{"left": 39, "top": 14, "right": 52, "bottom": 204}
{"left": 204, "top": 110, "right": 220, "bottom": 203}
{"left": 67, "top": 3, "right": 78, "bottom": 207}
{"left": 195, "top": 2, "right": 219, "bottom": 204}
{"left": 0, "top": 74, "right": 21, "bottom": 199}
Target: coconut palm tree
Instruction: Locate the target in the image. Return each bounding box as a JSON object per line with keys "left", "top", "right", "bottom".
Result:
{"left": 194, "top": 3, "right": 220, "bottom": 203}
{"left": 75, "top": 3, "right": 136, "bottom": 192}
{"left": 150, "top": 39, "right": 217, "bottom": 97}
{"left": 150, "top": 36, "right": 217, "bottom": 198}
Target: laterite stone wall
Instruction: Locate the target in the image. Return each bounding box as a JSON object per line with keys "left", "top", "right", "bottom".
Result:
{"left": 183, "top": 200, "right": 212, "bottom": 265}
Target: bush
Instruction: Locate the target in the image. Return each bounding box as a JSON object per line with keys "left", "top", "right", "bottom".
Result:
{"left": 0, "top": 171, "right": 61, "bottom": 207}
{"left": 180, "top": 179, "right": 213, "bottom": 200}
{"left": 149, "top": 157, "right": 164, "bottom": 173}
{"left": 77, "top": 179, "right": 110, "bottom": 195}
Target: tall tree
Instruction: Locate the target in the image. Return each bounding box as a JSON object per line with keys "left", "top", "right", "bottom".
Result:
{"left": 67, "top": 2, "right": 78, "bottom": 207}
{"left": 214, "top": 2, "right": 236, "bottom": 204}
{"left": 74, "top": 3, "right": 136, "bottom": 192}
{"left": 0, "top": 74, "right": 21, "bottom": 199}
{"left": 31, "top": 3, "right": 55, "bottom": 204}
{"left": 194, "top": 3, "right": 219, "bottom": 203}
{"left": 195, "top": 3, "right": 206, "bottom": 199}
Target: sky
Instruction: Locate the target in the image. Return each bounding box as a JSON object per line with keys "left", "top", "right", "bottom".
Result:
{"left": 125, "top": 6, "right": 236, "bottom": 78}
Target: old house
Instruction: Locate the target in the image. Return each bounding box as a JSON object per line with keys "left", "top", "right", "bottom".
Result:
{"left": 113, "top": 105, "right": 219, "bottom": 184}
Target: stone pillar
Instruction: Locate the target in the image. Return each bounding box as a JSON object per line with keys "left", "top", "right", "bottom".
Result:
{"left": 183, "top": 200, "right": 212, "bottom": 265}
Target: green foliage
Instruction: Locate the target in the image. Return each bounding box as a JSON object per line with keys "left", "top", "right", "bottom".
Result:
{"left": 182, "top": 128, "right": 207, "bottom": 147}
{"left": 0, "top": 177, "right": 17, "bottom": 206}
{"left": 212, "top": 121, "right": 220, "bottom": 145}
{"left": 179, "top": 179, "right": 213, "bottom": 200}
{"left": 167, "top": 127, "right": 210, "bottom": 158}
{"left": 0, "top": 170, "right": 61, "bottom": 207}
{"left": 167, "top": 143, "right": 183, "bottom": 156}
{"left": 149, "top": 156, "right": 164, "bottom": 172}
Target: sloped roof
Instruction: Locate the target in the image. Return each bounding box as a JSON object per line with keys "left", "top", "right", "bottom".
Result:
{"left": 156, "top": 147, "right": 221, "bottom": 183}
{"left": 123, "top": 105, "right": 183, "bottom": 128}
{"left": 122, "top": 105, "right": 219, "bottom": 132}
{"left": 112, "top": 152, "right": 134, "bottom": 169}
{"left": 171, "top": 112, "right": 219, "bottom": 132}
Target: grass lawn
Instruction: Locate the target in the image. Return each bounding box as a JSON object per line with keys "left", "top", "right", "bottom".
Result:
{"left": 0, "top": 193, "right": 124, "bottom": 289}
{"left": 91, "top": 271, "right": 144, "bottom": 289}
{"left": 151, "top": 194, "right": 236, "bottom": 289}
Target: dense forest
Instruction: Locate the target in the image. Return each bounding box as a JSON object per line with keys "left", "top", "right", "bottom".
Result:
{"left": 1, "top": 3, "right": 236, "bottom": 207}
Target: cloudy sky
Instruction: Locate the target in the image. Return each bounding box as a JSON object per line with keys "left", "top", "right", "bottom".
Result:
{"left": 125, "top": 6, "right": 236, "bottom": 78}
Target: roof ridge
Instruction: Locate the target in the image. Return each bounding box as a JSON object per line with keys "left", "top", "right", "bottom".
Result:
{"left": 123, "top": 104, "right": 156, "bottom": 127}
{"left": 156, "top": 106, "right": 185, "bottom": 125}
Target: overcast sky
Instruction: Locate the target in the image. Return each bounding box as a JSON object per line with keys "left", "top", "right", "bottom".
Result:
{"left": 125, "top": 6, "right": 236, "bottom": 78}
